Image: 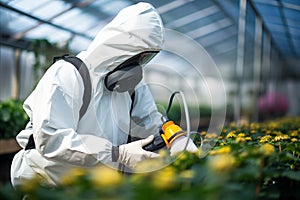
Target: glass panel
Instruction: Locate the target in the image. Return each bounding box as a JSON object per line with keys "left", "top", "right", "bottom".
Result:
{"left": 198, "top": 25, "right": 237, "bottom": 47}
{"left": 266, "top": 23, "right": 286, "bottom": 34}
{"left": 9, "top": 0, "right": 51, "bottom": 12}
{"left": 98, "top": 0, "right": 130, "bottom": 16}
{"left": 25, "top": 24, "right": 70, "bottom": 42}
{"left": 69, "top": 35, "right": 91, "bottom": 53}
{"left": 181, "top": 11, "right": 225, "bottom": 33}
{"left": 29, "top": 0, "right": 70, "bottom": 20}
{"left": 254, "top": 3, "right": 281, "bottom": 17}
{"left": 281, "top": 0, "right": 300, "bottom": 6}
{"left": 283, "top": 8, "right": 300, "bottom": 21}
{"left": 52, "top": 8, "right": 98, "bottom": 32}
{"left": 8, "top": 0, "right": 68, "bottom": 20}
{"left": 4, "top": 10, "right": 37, "bottom": 34}
{"left": 86, "top": 24, "right": 106, "bottom": 38}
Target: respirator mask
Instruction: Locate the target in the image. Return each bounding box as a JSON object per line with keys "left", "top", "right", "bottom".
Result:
{"left": 104, "top": 51, "right": 158, "bottom": 93}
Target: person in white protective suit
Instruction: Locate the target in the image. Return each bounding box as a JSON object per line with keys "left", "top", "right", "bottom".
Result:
{"left": 11, "top": 2, "right": 198, "bottom": 187}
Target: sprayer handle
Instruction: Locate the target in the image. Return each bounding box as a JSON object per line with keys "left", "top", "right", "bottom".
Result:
{"left": 143, "top": 134, "right": 166, "bottom": 152}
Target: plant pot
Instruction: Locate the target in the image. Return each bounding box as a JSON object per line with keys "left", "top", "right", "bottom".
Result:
{"left": 0, "top": 138, "right": 21, "bottom": 155}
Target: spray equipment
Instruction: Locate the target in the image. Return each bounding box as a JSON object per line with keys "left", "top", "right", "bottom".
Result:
{"left": 143, "top": 91, "right": 203, "bottom": 152}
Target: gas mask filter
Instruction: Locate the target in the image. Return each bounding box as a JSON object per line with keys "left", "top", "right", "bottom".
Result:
{"left": 104, "top": 51, "right": 158, "bottom": 93}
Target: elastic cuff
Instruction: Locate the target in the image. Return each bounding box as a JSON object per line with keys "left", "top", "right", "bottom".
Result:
{"left": 112, "top": 146, "right": 119, "bottom": 162}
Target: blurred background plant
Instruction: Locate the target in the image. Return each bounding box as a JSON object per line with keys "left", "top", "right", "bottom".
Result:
{"left": 0, "top": 99, "right": 28, "bottom": 139}
{"left": 1, "top": 117, "right": 299, "bottom": 200}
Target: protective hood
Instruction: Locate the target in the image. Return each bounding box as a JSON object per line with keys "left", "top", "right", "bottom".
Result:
{"left": 84, "top": 2, "right": 165, "bottom": 75}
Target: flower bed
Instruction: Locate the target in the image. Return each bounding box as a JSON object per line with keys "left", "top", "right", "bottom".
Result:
{"left": 1, "top": 117, "right": 299, "bottom": 200}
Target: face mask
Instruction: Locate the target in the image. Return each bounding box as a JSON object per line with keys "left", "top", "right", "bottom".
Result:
{"left": 104, "top": 51, "right": 158, "bottom": 93}
{"left": 105, "top": 64, "right": 143, "bottom": 93}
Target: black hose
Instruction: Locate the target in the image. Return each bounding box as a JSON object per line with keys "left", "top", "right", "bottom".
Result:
{"left": 165, "top": 91, "right": 180, "bottom": 116}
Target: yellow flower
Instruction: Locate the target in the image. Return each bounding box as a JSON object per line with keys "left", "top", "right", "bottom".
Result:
{"left": 180, "top": 170, "right": 195, "bottom": 180}
{"left": 135, "top": 158, "right": 165, "bottom": 173}
{"left": 90, "top": 166, "right": 122, "bottom": 187}
{"left": 250, "top": 123, "right": 259, "bottom": 129}
{"left": 206, "top": 133, "right": 218, "bottom": 138}
{"left": 290, "top": 131, "right": 298, "bottom": 137}
{"left": 158, "top": 149, "right": 168, "bottom": 158}
{"left": 260, "top": 135, "right": 272, "bottom": 143}
{"left": 208, "top": 154, "right": 236, "bottom": 173}
{"left": 273, "top": 135, "right": 282, "bottom": 142}
{"left": 152, "top": 166, "right": 177, "bottom": 190}
{"left": 236, "top": 136, "right": 246, "bottom": 143}
{"left": 237, "top": 133, "right": 245, "bottom": 137}
{"left": 229, "top": 122, "right": 236, "bottom": 128}
{"left": 226, "top": 131, "right": 236, "bottom": 138}
{"left": 61, "top": 167, "right": 85, "bottom": 186}
{"left": 20, "top": 176, "right": 41, "bottom": 193}
{"left": 260, "top": 143, "right": 275, "bottom": 156}
{"left": 219, "top": 146, "right": 231, "bottom": 153}
{"left": 209, "top": 146, "right": 231, "bottom": 155}
{"left": 209, "top": 150, "right": 217, "bottom": 155}
{"left": 266, "top": 130, "right": 272, "bottom": 135}
{"left": 245, "top": 137, "right": 252, "bottom": 141}
{"left": 283, "top": 134, "right": 289, "bottom": 140}
{"left": 204, "top": 138, "right": 210, "bottom": 143}
{"left": 274, "top": 131, "right": 283, "bottom": 136}
{"left": 268, "top": 122, "right": 279, "bottom": 129}
{"left": 273, "top": 134, "right": 288, "bottom": 142}
{"left": 291, "top": 138, "right": 298, "bottom": 142}
{"left": 240, "top": 151, "right": 248, "bottom": 158}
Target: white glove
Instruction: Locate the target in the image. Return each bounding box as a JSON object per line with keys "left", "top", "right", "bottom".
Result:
{"left": 118, "top": 135, "right": 159, "bottom": 169}
{"left": 170, "top": 136, "right": 198, "bottom": 156}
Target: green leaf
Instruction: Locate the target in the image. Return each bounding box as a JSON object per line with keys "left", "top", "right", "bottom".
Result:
{"left": 1, "top": 109, "right": 11, "bottom": 121}
{"left": 282, "top": 171, "right": 300, "bottom": 181}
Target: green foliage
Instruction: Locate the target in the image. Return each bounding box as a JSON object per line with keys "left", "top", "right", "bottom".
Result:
{"left": 1, "top": 117, "right": 300, "bottom": 199}
{"left": 0, "top": 99, "right": 28, "bottom": 139}
{"left": 31, "top": 39, "right": 71, "bottom": 85}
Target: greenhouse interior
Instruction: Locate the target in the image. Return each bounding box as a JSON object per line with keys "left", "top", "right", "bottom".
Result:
{"left": 0, "top": 0, "right": 300, "bottom": 199}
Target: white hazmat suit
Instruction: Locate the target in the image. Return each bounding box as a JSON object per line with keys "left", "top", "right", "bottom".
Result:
{"left": 11, "top": 2, "right": 197, "bottom": 187}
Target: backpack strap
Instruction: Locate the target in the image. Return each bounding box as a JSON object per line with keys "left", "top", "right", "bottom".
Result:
{"left": 129, "top": 91, "right": 135, "bottom": 116}
{"left": 127, "top": 91, "right": 136, "bottom": 143}
{"left": 60, "top": 56, "right": 92, "bottom": 120}
{"left": 25, "top": 55, "right": 91, "bottom": 150}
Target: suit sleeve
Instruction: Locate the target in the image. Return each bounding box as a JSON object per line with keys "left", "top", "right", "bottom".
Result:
{"left": 30, "top": 61, "right": 113, "bottom": 166}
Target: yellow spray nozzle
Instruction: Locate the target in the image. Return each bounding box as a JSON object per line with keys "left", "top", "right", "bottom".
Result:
{"left": 161, "top": 120, "right": 186, "bottom": 148}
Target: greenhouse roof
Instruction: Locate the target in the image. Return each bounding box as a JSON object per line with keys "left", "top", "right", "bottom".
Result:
{"left": 0, "top": 0, "right": 299, "bottom": 78}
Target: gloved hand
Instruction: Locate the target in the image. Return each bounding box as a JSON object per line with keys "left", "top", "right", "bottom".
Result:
{"left": 170, "top": 136, "right": 198, "bottom": 156}
{"left": 118, "top": 135, "right": 159, "bottom": 169}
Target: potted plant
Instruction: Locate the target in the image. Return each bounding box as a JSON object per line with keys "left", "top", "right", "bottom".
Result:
{"left": 0, "top": 99, "right": 28, "bottom": 154}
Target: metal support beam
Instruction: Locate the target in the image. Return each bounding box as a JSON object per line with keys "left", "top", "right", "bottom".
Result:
{"left": 278, "top": 0, "right": 296, "bottom": 57}
{"left": 252, "top": 16, "right": 263, "bottom": 122}
{"left": 0, "top": 34, "right": 31, "bottom": 50}
{"left": 234, "top": 0, "right": 247, "bottom": 123}
{"left": 262, "top": 32, "right": 271, "bottom": 93}
{"left": 12, "top": 49, "right": 21, "bottom": 99}
{"left": 248, "top": 0, "right": 290, "bottom": 68}
{"left": 0, "top": 2, "right": 93, "bottom": 41}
